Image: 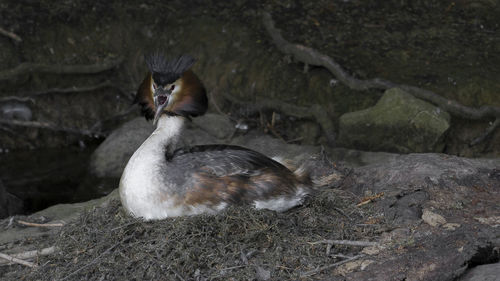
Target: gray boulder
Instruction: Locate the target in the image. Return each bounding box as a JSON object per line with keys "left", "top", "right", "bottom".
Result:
{"left": 191, "top": 113, "right": 235, "bottom": 140}
{"left": 458, "top": 262, "right": 500, "bottom": 281}
{"left": 338, "top": 88, "right": 451, "bottom": 153}
{"left": 90, "top": 117, "right": 154, "bottom": 178}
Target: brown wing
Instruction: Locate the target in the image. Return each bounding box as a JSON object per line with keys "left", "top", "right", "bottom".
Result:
{"left": 184, "top": 171, "right": 301, "bottom": 206}
{"left": 134, "top": 72, "right": 155, "bottom": 120}
{"left": 165, "top": 145, "right": 308, "bottom": 206}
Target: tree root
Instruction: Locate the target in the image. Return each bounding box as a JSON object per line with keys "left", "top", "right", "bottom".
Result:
{"left": 20, "top": 80, "right": 134, "bottom": 101}
{"left": 469, "top": 118, "right": 500, "bottom": 146}
{"left": 0, "top": 27, "right": 22, "bottom": 42}
{"left": 0, "top": 119, "right": 104, "bottom": 137}
{"left": 0, "top": 105, "right": 136, "bottom": 139}
{"left": 0, "top": 57, "right": 123, "bottom": 82}
{"left": 262, "top": 12, "right": 499, "bottom": 145}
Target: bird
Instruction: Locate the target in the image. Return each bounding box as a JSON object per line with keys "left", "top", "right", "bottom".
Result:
{"left": 119, "top": 53, "right": 312, "bottom": 220}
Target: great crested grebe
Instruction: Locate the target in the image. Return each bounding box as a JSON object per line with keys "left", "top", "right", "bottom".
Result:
{"left": 119, "top": 54, "right": 311, "bottom": 220}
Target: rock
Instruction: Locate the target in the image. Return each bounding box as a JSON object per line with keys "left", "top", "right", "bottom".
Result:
{"left": 90, "top": 117, "right": 154, "bottom": 178}
{"left": 458, "top": 262, "right": 500, "bottom": 281}
{"left": 351, "top": 153, "right": 499, "bottom": 226}
{"left": 0, "top": 179, "right": 24, "bottom": 219}
{"left": 443, "top": 223, "right": 461, "bottom": 231}
{"left": 336, "top": 259, "right": 375, "bottom": 276}
{"left": 0, "top": 189, "right": 119, "bottom": 244}
{"left": 191, "top": 113, "right": 234, "bottom": 139}
{"left": 327, "top": 147, "right": 400, "bottom": 167}
{"left": 344, "top": 154, "right": 500, "bottom": 281}
{"left": 475, "top": 216, "right": 500, "bottom": 227}
{"left": 422, "top": 209, "right": 447, "bottom": 227}
{"left": 338, "top": 88, "right": 451, "bottom": 153}
{"left": 0, "top": 102, "right": 32, "bottom": 121}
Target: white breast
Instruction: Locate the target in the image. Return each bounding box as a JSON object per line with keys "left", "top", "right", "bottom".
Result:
{"left": 119, "top": 116, "right": 187, "bottom": 220}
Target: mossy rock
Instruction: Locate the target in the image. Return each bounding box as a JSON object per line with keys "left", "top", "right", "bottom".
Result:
{"left": 338, "top": 88, "right": 451, "bottom": 153}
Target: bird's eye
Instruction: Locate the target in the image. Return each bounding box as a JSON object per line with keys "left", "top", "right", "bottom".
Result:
{"left": 171, "top": 85, "right": 175, "bottom": 91}
{"left": 152, "top": 83, "right": 157, "bottom": 90}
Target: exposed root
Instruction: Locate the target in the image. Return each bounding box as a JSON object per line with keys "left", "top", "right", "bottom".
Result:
{"left": 0, "top": 119, "right": 104, "bottom": 137}
{"left": 22, "top": 80, "right": 131, "bottom": 100}
{"left": 0, "top": 27, "right": 22, "bottom": 42}
{"left": 0, "top": 57, "right": 123, "bottom": 82}
{"left": 469, "top": 118, "right": 500, "bottom": 147}
{"left": 262, "top": 12, "right": 500, "bottom": 145}
{"left": 0, "top": 105, "right": 136, "bottom": 138}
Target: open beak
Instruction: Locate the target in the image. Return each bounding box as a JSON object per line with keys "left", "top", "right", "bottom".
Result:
{"left": 153, "top": 88, "right": 172, "bottom": 126}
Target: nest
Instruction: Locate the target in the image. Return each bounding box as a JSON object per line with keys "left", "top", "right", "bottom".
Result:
{"left": 2, "top": 186, "right": 382, "bottom": 280}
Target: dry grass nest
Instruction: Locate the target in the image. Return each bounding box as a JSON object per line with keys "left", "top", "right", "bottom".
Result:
{"left": 3, "top": 186, "right": 384, "bottom": 280}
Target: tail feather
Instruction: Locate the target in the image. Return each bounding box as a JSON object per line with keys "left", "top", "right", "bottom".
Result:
{"left": 273, "top": 156, "right": 341, "bottom": 187}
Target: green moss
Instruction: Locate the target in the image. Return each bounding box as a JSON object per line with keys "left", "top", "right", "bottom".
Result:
{"left": 339, "top": 88, "right": 451, "bottom": 153}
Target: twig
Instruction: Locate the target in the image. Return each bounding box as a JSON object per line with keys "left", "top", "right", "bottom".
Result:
{"left": 0, "top": 252, "right": 37, "bottom": 268}
{"left": 169, "top": 266, "right": 187, "bottom": 281}
{"left": 17, "top": 220, "right": 64, "bottom": 227}
{"left": 330, "top": 253, "right": 355, "bottom": 259}
{"left": 0, "top": 118, "right": 104, "bottom": 137}
{"left": 309, "top": 239, "right": 379, "bottom": 247}
{"left": 0, "top": 57, "right": 123, "bottom": 82}
{"left": 356, "top": 192, "right": 384, "bottom": 207}
{"left": 0, "top": 27, "right": 22, "bottom": 42}
{"left": 61, "top": 235, "right": 131, "bottom": 281}
{"left": 300, "top": 254, "right": 364, "bottom": 277}
{"left": 333, "top": 207, "right": 351, "bottom": 220}
{"left": 0, "top": 96, "right": 35, "bottom": 103}
{"left": 263, "top": 12, "right": 500, "bottom": 144}
{"left": 0, "top": 246, "right": 58, "bottom": 266}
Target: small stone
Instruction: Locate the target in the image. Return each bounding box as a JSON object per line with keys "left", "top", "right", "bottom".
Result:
{"left": 336, "top": 259, "right": 374, "bottom": 276}
{"left": 443, "top": 223, "right": 461, "bottom": 231}
{"left": 360, "top": 259, "right": 375, "bottom": 270}
{"left": 361, "top": 246, "right": 382, "bottom": 255}
{"left": 475, "top": 216, "right": 500, "bottom": 227}
{"left": 255, "top": 266, "right": 271, "bottom": 281}
{"left": 422, "top": 209, "right": 447, "bottom": 227}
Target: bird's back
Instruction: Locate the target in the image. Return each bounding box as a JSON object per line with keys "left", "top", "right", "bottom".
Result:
{"left": 163, "top": 144, "right": 310, "bottom": 209}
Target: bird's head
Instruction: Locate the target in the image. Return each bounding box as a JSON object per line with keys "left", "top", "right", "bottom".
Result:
{"left": 135, "top": 53, "right": 208, "bottom": 126}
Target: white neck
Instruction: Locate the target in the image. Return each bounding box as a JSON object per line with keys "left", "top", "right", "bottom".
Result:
{"left": 119, "top": 115, "right": 185, "bottom": 219}
{"left": 151, "top": 115, "right": 185, "bottom": 149}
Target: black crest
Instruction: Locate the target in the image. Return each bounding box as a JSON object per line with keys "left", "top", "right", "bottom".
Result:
{"left": 145, "top": 53, "right": 196, "bottom": 85}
